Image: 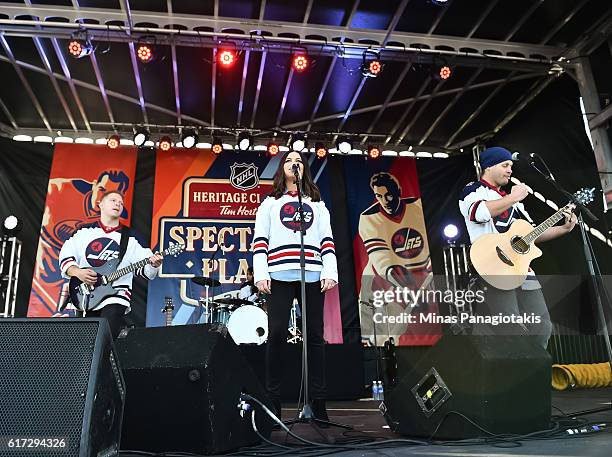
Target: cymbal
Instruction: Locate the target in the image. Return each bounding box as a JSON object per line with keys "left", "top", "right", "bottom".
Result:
{"left": 191, "top": 276, "right": 221, "bottom": 287}
{"left": 215, "top": 297, "right": 252, "bottom": 306}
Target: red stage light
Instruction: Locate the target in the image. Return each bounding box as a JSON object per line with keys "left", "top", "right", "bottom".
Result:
{"left": 267, "top": 143, "right": 280, "bottom": 156}
{"left": 158, "top": 136, "right": 172, "bottom": 152}
{"left": 368, "top": 60, "right": 382, "bottom": 76}
{"left": 368, "top": 145, "right": 381, "bottom": 159}
{"left": 137, "top": 44, "right": 154, "bottom": 63}
{"left": 315, "top": 143, "right": 328, "bottom": 159}
{"left": 218, "top": 50, "right": 236, "bottom": 67}
{"left": 292, "top": 54, "right": 309, "bottom": 72}
{"left": 439, "top": 65, "right": 452, "bottom": 80}
{"left": 107, "top": 135, "right": 120, "bottom": 149}
{"left": 211, "top": 140, "right": 223, "bottom": 155}
{"left": 68, "top": 40, "right": 83, "bottom": 57}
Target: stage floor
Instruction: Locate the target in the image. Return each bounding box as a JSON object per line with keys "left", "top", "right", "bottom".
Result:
{"left": 121, "top": 387, "right": 612, "bottom": 457}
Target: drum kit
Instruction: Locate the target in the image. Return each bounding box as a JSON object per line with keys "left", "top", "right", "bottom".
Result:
{"left": 191, "top": 276, "right": 274, "bottom": 345}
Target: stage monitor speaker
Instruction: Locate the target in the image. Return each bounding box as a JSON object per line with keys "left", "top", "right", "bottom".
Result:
{"left": 115, "top": 324, "right": 273, "bottom": 455}
{"left": 383, "top": 335, "right": 551, "bottom": 439}
{"left": 0, "top": 318, "right": 125, "bottom": 457}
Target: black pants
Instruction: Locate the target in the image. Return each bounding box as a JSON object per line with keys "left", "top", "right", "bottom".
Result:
{"left": 78, "top": 304, "right": 126, "bottom": 339}
{"left": 266, "top": 279, "right": 326, "bottom": 400}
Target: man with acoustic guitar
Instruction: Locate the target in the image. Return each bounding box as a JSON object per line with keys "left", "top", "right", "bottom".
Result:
{"left": 459, "top": 147, "right": 577, "bottom": 348}
{"left": 59, "top": 190, "right": 163, "bottom": 337}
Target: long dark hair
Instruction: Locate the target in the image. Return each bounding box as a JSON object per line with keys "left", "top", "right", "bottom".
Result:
{"left": 270, "top": 151, "right": 321, "bottom": 201}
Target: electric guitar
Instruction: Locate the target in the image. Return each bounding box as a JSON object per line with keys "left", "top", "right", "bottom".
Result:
{"left": 162, "top": 297, "right": 174, "bottom": 327}
{"left": 68, "top": 242, "right": 184, "bottom": 311}
{"left": 469, "top": 188, "right": 594, "bottom": 290}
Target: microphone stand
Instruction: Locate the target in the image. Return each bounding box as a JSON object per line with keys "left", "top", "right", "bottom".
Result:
{"left": 283, "top": 165, "right": 350, "bottom": 436}
{"left": 526, "top": 154, "right": 612, "bottom": 417}
{"left": 203, "top": 243, "right": 222, "bottom": 323}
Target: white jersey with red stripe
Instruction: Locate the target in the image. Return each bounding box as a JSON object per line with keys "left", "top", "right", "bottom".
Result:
{"left": 459, "top": 179, "right": 539, "bottom": 284}
{"left": 58, "top": 221, "right": 158, "bottom": 312}
{"left": 252, "top": 193, "right": 338, "bottom": 284}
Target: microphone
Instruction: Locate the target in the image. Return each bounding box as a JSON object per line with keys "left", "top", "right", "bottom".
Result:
{"left": 291, "top": 163, "right": 300, "bottom": 174}
{"left": 511, "top": 152, "right": 536, "bottom": 162}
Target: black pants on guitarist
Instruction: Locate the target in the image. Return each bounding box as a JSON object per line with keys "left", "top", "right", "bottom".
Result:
{"left": 77, "top": 304, "right": 126, "bottom": 338}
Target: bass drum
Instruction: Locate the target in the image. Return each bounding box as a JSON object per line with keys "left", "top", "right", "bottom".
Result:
{"left": 227, "top": 305, "right": 268, "bottom": 345}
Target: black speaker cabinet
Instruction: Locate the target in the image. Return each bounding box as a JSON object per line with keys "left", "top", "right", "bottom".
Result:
{"left": 0, "top": 318, "right": 125, "bottom": 457}
{"left": 383, "top": 335, "right": 551, "bottom": 439}
{"left": 115, "top": 324, "right": 273, "bottom": 455}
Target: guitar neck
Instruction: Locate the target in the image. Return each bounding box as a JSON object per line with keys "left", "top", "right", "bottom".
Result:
{"left": 106, "top": 247, "right": 167, "bottom": 282}
{"left": 521, "top": 205, "right": 568, "bottom": 245}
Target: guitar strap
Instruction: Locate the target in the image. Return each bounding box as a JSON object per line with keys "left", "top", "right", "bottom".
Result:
{"left": 118, "top": 225, "right": 130, "bottom": 263}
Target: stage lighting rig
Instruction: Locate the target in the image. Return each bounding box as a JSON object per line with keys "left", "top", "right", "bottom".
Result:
{"left": 2, "top": 215, "right": 23, "bottom": 238}
{"left": 158, "top": 136, "right": 172, "bottom": 152}
{"left": 336, "top": 137, "right": 353, "bottom": 154}
{"left": 267, "top": 142, "right": 280, "bottom": 156}
{"left": 315, "top": 143, "right": 328, "bottom": 159}
{"left": 237, "top": 132, "right": 252, "bottom": 151}
{"left": 133, "top": 128, "right": 149, "bottom": 147}
{"left": 136, "top": 37, "right": 156, "bottom": 64}
{"left": 182, "top": 129, "right": 198, "bottom": 149}
{"left": 68, "top": 31, "right": 94, "bottom": 59}
{"left": 218, "top": 49, "right": 237, "bottom": 67}
{"left": 291, "top": 51, "right": 309, "bottom": 72}
{"left": 107, "top": 135, "right": 120, "bottom": 149}
{"left": 362, "top": 50, "right": 383, "bottom": 78}
{"left": 212, "top": 138, "right": 224, "bottom": 155}
{"left": 291, "top": 134, "right": 307, "bottom": 151}
{"left": 367, "top": 145, "right": 381, "bottom": 159}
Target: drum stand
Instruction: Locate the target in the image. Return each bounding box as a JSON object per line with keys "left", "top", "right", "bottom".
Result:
{"left": 287, "top": 300, "right": 302, "bottom": 344}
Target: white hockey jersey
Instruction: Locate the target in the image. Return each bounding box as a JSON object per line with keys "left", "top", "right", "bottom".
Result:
{"left": 58, "top": 221, "right": 159, "bottom": 311}
{"left": 252, "top": 193, "right": 338, "bottom": 284}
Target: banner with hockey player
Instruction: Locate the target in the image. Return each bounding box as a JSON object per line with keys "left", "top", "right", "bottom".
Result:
{"left": 343, "top": 156, "right": 441, "bottom": 346}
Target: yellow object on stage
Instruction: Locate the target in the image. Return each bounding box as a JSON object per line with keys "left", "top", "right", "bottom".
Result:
{"left": 552, "top": 362, "right": 612, "bottom": 390}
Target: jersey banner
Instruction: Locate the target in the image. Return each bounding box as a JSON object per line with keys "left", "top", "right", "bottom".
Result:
{"left": 27, "top": 143, "right": 137, "bottom": 317}
{"left": 148, "top": 149, "right": 344, "bottom": 344}
{"left": 343, "top": 156, "right": 441, "bottom": 347}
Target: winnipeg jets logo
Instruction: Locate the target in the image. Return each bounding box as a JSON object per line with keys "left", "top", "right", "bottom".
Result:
{"left": 280, "top": 202, "right": 314, "bottom": 231}
{"left": 230, "top": 163, "right": 259, "bottom": 191}
{"left": 85, "top": 238, "right": 120, "bottom": 267}
{"left": 391, "top": 228, "right": 424, "bottom": 259}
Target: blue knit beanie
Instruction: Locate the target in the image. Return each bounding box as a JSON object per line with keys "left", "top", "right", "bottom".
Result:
{"left": 479, "top": 147, "right": 512, "bottom": 170}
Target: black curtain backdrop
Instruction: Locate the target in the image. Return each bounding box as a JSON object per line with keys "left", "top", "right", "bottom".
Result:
{"left": 1, "top": 73, "right": 609, "bottom": 335}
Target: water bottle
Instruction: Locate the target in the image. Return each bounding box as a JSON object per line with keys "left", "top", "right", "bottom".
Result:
{"left": 372, "top": 381, "right": 378, "bottom": 400}
{"left": 378, "top": 381, "right": 385, "bottom": 401}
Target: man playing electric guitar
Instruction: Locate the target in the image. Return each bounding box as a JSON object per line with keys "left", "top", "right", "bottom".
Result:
{"left": 458, "top": 147, "right": 577, "bottom": 348}
{"left": 58, "top": 190, "right": 163, "bottom": 337}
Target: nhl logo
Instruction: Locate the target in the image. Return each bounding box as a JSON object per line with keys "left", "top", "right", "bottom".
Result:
{"left": 230, "top": 163, "right": 259, "bottom": 190}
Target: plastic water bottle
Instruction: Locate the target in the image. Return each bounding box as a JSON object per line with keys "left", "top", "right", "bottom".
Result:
{"left": 372, "top": 381, "right": 379, "bottom": 400}
{"left": 378, "top": 381, "right": 385, "bottom": 401}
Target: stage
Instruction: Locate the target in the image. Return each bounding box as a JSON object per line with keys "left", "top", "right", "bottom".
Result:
{"left": 117, "top": 387, "right": 612, "bottom": 457}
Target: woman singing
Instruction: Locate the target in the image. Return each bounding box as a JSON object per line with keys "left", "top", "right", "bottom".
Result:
{"left": 253, "top": 150, "right": 338, "bottom": 423}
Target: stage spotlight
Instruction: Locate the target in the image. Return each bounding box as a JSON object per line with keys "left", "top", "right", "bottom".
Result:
{"left": 292, "top": 52, "right": 309, "bottom": 72}
{"left": 315, "top": 143, "right": 328, "bottom": 159}
{"left": 336, "top": 137, "right": 352, "bottom": 154}
{"left": 107, "top": 135, "right": 120, "bottom": 149}
{"left": 443, "top": 224, "right": 459, "bottom": 241}
{"left": 2, "top": 215, "right": 23, "bottom": 237}
{"left": 433, "top": 59, "right": 452, "bottom": 81}
{"left": 136, "top": 41, "right": 155, "bottom": 64}
{"left": 211, "top": 138, "right": 223, "bottom": 155}
{"left": 218, "top": 49, "right": 236, "bottom": 67}
{"left": 267, "top": 142, "right": 280, "bottom": 156}
{"left": 158, "top": 136, "right": 172, "bottom": 152}
{"left": 238, "top": 132, "right": 252, "bottom": 151}
{"left": 362, "top": 50, "right": 383, "bottom": 78}
{"left": 133, "top": 128, "right": 149, "bottom": 147}
{"left": 68, "top": 33, "right": 93, "bottom": 59}
{"left": 291, "top": 134, "right": 307, "bottom": 151}
{"left": 367, "top": 145, "right": 381, "bottom": 159}
{"left": 181, "top": 130, "right": 198, "bottom": 149}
